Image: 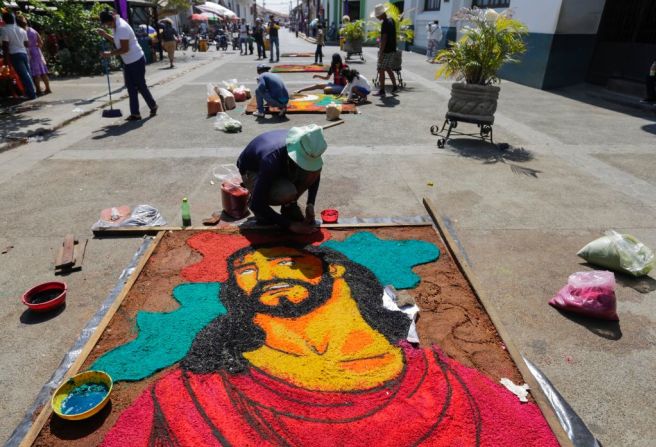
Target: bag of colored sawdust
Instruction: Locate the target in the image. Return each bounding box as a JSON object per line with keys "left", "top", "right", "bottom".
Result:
{"left": 207, "top": 83, "right": 223, "bottom": 116}
{"left": 549, "top": 271, "right": 618, "bottom": 320}
{"left": 577, "top": 230, "right": 654, "bottom": 277}
{"left": 217, "top": 87, "right": 236, "bottom": 110}
{"left": 325, "top": 102, "right": 342, "bottom": 121}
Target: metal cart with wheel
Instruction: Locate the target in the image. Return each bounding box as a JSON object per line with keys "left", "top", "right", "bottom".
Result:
{"left": 430, "top": 112, "right": 495, "bottom": 148}
{"left": 344, "top": 38, "right": 365, "bottom": 62}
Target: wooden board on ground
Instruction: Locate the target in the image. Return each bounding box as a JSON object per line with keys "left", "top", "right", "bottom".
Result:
{"left": 245, "top": 94, "right": 358, "bottom": 115}
{"left": 26, "top": 221, "right": 570, "bottom": 446}
{"left": 271, "top": 64, "right": 329, "bottom": 73}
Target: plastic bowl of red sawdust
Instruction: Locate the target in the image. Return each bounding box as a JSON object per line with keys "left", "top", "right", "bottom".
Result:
{"left": 22, "top": 281, "right": 67, "bottom": 312}
{"left": 321, "top": 209, "right": 339, "bottom": 224}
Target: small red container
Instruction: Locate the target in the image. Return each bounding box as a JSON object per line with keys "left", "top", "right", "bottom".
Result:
{"left": 22, "top": 281, "right": 67, "bottom": 312}
{"left": 321, "top": 209, "right": 339, "bottom": 224}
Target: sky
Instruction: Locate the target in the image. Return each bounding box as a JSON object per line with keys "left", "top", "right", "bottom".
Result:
{"left": 255, "top": 0, "right": 292, "bottom": 15}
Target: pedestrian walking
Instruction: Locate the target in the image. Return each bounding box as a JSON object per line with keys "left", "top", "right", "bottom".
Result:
{"left": 16, "top": 15, "right": 51, "bottom": 95}
{"left": 160, "top": 20, "right": 178, "bottom": 68}
{"left": 1, "top": 11, "right": 37, "bottom": 100}
{"left": 268, "top": 15, "right": 280, "bottom": 62}
{"left": 253, "top": 18, "right": 267, "bottom": 60}
{"left": 371, "top": 4, "right": 397, "bottom": 97}
{"left": 239, "top": 18, "right": 249, "bottom": 55}
{"left": 314, "top": 23, "right": 324, "bottom": 64}
{"left": 426, "top": 20, "right": 442, "bottom": 63}
{"left": 98, "top": 10, "right": 158, "bottom": 121}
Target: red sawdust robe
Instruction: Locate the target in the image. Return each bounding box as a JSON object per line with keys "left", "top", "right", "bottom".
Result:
{"left": 101, "top": 346, "right": 559, "bottom": 447}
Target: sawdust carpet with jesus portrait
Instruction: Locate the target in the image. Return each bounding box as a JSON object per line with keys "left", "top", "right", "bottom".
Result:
{"left": 32, "top": 227, "right": 561, "bottom": 447}
{"left": 245, "top": 93, "right": 358, "bottom": 114}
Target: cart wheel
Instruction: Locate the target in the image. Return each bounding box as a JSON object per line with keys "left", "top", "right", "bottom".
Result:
{"left": 437, "top": 138, "right": 445, "bottom": 148}
{"left": 430, "top": 125, "right": 439, "bottom": 135}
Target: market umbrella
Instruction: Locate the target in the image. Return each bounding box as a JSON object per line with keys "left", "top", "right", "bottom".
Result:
{"left": 190, "top": 13, "right": 209, "bottom": 22}
{"left": 139, "top": 24, "right": 156, "bottom": 34}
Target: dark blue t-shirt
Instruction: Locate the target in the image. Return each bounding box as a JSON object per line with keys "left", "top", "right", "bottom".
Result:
{"left": 237, "top": 130, "right": 319, "bottom": 227}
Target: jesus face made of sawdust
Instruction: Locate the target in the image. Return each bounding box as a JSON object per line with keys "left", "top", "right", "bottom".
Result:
{"left": 231, "top": 246, "right": 405, "bottom": 391}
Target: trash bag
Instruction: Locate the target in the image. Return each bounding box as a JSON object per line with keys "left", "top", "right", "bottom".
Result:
{"left": 222, "top": 78, "right": 239, "bottom": 92}
{"left": 577, "top": 230, "right": 654, "bottom": 277}
{"left": 91, "top": 204, "right": 167, "bottom": 231}
{"left": 233, "top": 86, "right": 248, "bottom": 102}
{"left": 214, "top": 112, "right": 242, "bottom": 133}
{"left": 549, "top": 271, "right": 618, "bottom": 320}
{"left": 207, "top": 83, "right": 223, "bottom": 116}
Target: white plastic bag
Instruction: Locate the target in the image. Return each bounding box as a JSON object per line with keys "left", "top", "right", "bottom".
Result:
{"left": 214, "top": 112, "right": 242, "bottom": 133}
{"left": 325, "top": 102, "right": 342, "bottom": 121}
{"left": 91, "top": 204, "right": 167, "bottom": 230}
{"left": 222, "top": 79, "right": 239, "bottom": 92}
{"left": 213, "top": 164, "right": 242, "bottom": 186}
{"left": 217, "top": 87, "right": 236, "bottom": 110}
{"left": 577, "top": 230, "right": 654, "bottom": 277}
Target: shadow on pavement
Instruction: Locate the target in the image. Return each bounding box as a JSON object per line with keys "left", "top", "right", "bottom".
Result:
{"left": 374, "top": 95, "right": 400, "bottom": 108}
{"left": 641, "top": 123, "right": 656, "bottom": 135}
{"left": 91, "top": 116, "right": 153, "bottom": 139}
{"left": 446, "top": 139, "right": 542, "bottom": 177}
{"left": 555, "top": 309, "right": 623, "bottom": 341}
{"left": 19, "top": 304, "right": 66, "bottom": 324}
{"left": 49, "top": 401, "right": 112, "bottom": 440}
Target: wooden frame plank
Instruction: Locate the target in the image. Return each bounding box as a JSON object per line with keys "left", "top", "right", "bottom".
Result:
{"left": 92, "top": 221, "right": 432, "bottom": 236}
{"left": 423, "top": 197, "right": 573, "bottom": 447}
{"left": 20, "top": 232, "right": 166, "bottom": 447}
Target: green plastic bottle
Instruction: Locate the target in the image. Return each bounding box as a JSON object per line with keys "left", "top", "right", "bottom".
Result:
{"left": 181, "top": 197, "right": 191, "bottom": 227}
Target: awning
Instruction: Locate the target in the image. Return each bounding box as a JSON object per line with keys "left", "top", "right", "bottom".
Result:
{"left": 197, "top": 2, "right": 237, "bottom": 18}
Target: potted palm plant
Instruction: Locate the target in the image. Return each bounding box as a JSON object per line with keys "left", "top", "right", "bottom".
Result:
{"left": 435, "top": 8, "right": 527, "bottom": 129}
{"left": 367, "top": 2, "right": 413, "bottom": 46}
{"left": 340, "top": 19, "right": 365, "bottom": 60}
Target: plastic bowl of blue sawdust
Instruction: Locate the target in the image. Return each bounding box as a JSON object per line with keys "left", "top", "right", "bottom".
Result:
{"left": 21, "top": 281, "right": 67, "bottom": 312}
{"left": 51, "top": 371, "right": 113, "bottom": 421}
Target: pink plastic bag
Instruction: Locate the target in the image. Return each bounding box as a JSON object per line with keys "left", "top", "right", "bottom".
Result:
{"left": 549, "top": 271, "right": 618, "bottom": 320}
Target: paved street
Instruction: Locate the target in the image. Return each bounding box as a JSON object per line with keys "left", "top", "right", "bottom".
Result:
{"left": 1, "top": 30, "right": 655, "bottom": 446}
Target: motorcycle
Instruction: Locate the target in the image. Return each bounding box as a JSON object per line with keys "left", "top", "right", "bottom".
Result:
{"left": 215, "top": 31, "right": 228, "bottom": 51}
{"left": 177, "top": 33, "right": 190, "bottom": 51}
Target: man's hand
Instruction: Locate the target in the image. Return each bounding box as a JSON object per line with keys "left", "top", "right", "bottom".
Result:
{"left": 304, "top": 204, "right": 315, "bottom": 224}
{"left": 99, "top": 51, "right": 112, "bottom": 59}
{"left": 289, "top": 222, "right": 318, "bottom": 235}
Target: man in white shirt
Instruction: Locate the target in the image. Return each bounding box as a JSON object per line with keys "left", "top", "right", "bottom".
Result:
{"left": 97, "top": 10, "right": 157, "bottom": 121}
{"left": 1, "top": 11, "right": 37, "bottom": 99}
{"left": 426, "top": 20, "right": 442, "bottom": 63}
{"left": 238, "top": 18, "right": 249, "bottom": 56}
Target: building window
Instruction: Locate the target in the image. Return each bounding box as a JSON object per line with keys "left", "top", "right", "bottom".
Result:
{"left": 424, "top": 0, "right": 440, "bottom": 11}
{"left": 472, "top": 0, "right": 510, "bottom": 8}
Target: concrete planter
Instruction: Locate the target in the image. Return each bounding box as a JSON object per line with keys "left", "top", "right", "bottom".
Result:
{"left": 447, "top": 82, "right": 500, "bottom": 125}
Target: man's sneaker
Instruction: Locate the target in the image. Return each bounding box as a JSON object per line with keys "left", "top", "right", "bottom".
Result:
{"left": 253, "top": 111, "right": 265, "bottom": 118}
{"left": 281, "top": 203, "right": 304, "bottom": 222}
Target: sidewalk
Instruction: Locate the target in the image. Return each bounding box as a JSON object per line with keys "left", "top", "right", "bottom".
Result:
{"left": 0, "top": 50, "right": 218, "bottom": 152}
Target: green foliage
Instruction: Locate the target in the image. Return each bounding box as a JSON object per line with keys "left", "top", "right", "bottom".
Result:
{"left": 26, "top": 2, "right": 118, "bottom": 77}
{"left": 367, "top": 2, "right": 414, "bottom": 44}
{"left": 435, "top": 8, "right": 528, "bottom": 85}
{"left": 339, "top": 19, "right": 365, "bottom": 41}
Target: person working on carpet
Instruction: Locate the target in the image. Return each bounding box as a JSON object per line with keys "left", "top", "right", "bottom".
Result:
{"left": 235, "top": 124, "right": 327, "bottom": 235}
{"left": 339, "top": 68, "right": 371, "bottom": 103}
{"left": 295, "top": 53, "right": 348, "bottom": 95}
{"left": 254, "top": 64, "right": 289, "bottom": 118}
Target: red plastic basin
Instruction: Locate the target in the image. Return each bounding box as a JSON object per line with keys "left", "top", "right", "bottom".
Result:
{"left": 22, "top": 281, "right": 67, "bottom": 312}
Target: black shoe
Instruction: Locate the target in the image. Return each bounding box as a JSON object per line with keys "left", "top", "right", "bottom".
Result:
{"left": 125, "top": 114, "right": 142, "bottom": 121}
{"left": 149, "top": 106, "right": 158, "bottom": 117}
{"left": 391, "top": 84, "right": 400, "bottom": 93}
{"left": 281, "top": 202, "right": 304, "bottom": 222}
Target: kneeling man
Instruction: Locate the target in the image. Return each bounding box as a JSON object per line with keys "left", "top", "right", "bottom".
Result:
{"left": 237, "top": 124, "right": 326, "bottom": 234}
{"left": 254, "top": 64, "right": 289, "bottom": 118}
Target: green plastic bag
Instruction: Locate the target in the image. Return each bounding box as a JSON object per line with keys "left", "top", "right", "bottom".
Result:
{"left": 577, "top": 231, "right": 654, "bottom": 277}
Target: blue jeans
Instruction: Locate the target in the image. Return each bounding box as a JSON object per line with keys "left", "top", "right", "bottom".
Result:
{"left": 269, "top": 36, "right": 279, "bottom": 61}
{"left": 123, "top": 57, "right": 157, "bottom": 116}
{"left": 255, "top": 83, "right": 287, "bottom": 114}
{"left": 10, "top": 52, "right": 36, "bottom": 99}
{"left": 239, "top": 37, "right": 248, "bottom": 54}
